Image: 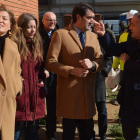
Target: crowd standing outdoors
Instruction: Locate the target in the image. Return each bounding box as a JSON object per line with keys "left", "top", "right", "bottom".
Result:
{"left": 0, "top": 2, "right": 140, "bottom": 140}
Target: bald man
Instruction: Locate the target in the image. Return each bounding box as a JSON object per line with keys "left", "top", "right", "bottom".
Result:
{"left": 40, "top": 12, "right": 58, "bottom": 140}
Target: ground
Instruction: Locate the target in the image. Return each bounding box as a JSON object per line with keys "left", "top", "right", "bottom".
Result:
{"left": 19, "top": 90, "right": 120, "bottom": 140}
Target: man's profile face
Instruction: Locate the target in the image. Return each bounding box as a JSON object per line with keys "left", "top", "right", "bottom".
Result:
{"left": 77, "top": 9, "right": 95, "bottom": 32}
{"left": 42, "top": 12, "right": 57, "bottom": 32}
{"left": 129, "top": 16, "right": 140, "bottom": 40}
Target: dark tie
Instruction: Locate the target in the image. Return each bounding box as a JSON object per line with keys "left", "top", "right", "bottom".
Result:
{"left": 79, "top": 32, "right": 85, "bottom": 48}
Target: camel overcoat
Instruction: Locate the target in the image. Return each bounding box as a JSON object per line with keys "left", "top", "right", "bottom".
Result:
{"left": 46, "top": 24, "right": 104, "bottom": 119}
{"left": 0, "top": 38, "right": 22, "bottom": 140}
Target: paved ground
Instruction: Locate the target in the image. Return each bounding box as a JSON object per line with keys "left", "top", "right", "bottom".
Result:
{"left": 19, "top": 102, "right": 119, "bottom": 140}
{"left": 37, "top": 123, "right": 116, "bottom": 140}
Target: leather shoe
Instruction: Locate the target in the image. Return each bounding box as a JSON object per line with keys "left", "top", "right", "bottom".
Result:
{"left": 46, "top": 134, "right": 57, "bottom": 140}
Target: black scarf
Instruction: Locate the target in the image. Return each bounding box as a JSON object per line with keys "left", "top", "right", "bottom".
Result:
{"left": 0, "top": 33, "right": 7, "bottom": 59}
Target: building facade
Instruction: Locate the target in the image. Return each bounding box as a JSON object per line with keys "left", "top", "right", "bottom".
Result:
{"left": 1, "top": 0, "right": 38, "bottom": 19}
{"left": 39, "top": 0, "right": 140, "bottom": 34}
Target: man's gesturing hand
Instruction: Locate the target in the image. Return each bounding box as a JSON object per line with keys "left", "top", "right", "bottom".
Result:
{"left": 94, "top": 20, "right": 106, "bottom": 36}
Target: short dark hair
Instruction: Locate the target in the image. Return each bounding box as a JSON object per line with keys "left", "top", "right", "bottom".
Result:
{"left": 72, "top": 2, "right": 95, "bottom": 23}
{"left": 133, "top": 12, "right": 140, "bottom": 22}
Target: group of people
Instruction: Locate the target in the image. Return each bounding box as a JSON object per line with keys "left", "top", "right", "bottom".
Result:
{"left": 0, "top": 2, "right": 140, "bottom": 140}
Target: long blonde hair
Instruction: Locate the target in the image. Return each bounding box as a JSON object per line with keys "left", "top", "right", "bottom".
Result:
{"left": 17, "top": 13, "right": 43, "bottom": 61}
{"left": 0, "top": 4, "right": 19, "bottom": 43}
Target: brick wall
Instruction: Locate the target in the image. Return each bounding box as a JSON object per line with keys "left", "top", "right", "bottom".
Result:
{"left": 1, "top": 0, "right": 39, "bottom": 19}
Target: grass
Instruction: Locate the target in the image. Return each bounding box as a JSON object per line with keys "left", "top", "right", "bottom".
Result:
{"left": 108, "top": 123, "right": 124, "bottom": 140}
{"left": 106, "top": 87, "right": 119, "bottom": 101}
{"left": 39, "top": 117, "right": 46, "bottom": 125}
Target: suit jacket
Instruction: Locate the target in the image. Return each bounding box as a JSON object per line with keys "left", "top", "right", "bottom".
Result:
{"left": 41, "top": 29, "right": 57, "bottom": 95}
{"left": 46, "top": 23, "right": 104, "bottom": 119}
{"left": 0, "top": 38, "right": 22, "bottom": 140}
{"left": 95, "top": 46, "right": 113, "bottom": 102}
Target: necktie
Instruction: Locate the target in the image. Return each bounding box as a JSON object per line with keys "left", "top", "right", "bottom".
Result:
{"left": 79, "top": 32, "right": 85, "bottom": 48}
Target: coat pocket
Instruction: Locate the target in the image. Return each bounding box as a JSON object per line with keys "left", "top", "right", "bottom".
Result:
{"left": 16, "top": 88, "right": 26, "bottom": 111}
{"left": 38, "top": 83, "right": 46, "bottom": 98}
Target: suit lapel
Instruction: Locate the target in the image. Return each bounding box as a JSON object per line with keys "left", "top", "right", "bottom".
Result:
{"left": 68, "top": 24, "right": 83, "bottom": 51}
{"left": 2, "top": 38, "right": 17, "bottom": 79}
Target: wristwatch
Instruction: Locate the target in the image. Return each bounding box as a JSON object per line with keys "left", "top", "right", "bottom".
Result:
{"left": 90, "top": 62, "right": 96, "bottom": 72}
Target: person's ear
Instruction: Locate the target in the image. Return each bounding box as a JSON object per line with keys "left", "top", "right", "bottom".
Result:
{"left": 42, "top": 18, "right": 44, "bottom": 24}
{"left": 76, "top": 14, "right": 81, "bottom": 21}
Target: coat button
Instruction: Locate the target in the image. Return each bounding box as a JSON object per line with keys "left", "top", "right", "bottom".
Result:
{"left": 36, "top": 76, "right": 38, "bottom": 79}
{"left": 1, "top": 90, "right": 6, "bottom": 96}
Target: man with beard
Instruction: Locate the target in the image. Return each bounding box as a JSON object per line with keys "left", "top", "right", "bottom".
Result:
{"left": 46, "top": 2, "right": 104, "bottom": 140}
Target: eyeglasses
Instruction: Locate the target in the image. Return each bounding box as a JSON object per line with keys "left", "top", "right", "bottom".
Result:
{"left": 43, "top": 18, "right": 57, "bottom": 23}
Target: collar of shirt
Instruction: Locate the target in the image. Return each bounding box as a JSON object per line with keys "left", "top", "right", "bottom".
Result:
{"left": 47, "top": 31, "right": 52, "bottom": 39}
{"left": 73, "top": 24, "right": 85, "bottom": 39}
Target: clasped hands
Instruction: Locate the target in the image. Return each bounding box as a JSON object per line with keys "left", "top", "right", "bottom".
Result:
{"left": 70, "top": 59, "right": 93, "bottom": 77}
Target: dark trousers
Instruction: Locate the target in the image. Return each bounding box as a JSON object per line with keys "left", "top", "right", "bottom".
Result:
{"left": 46, "top": 94, "right": 57, "bottom": 135}
{"left": 96, "top": 101, "right": 107, "bottom": 139}
{"left": 14, "top": 120, "right": 39, "bottom": 140}
{"left": 122, "top": 123, "right": 140, "bottom": 140}
{"left": 62, "top": 118, "right": 95, "bottom": 140}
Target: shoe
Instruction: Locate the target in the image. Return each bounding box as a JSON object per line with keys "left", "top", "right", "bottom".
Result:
{"left": 110, "top": 98, "right": 119, "bottom": 106}
{"left": 46, "top": 132, "right": 57, "bottom": 140}
{"left": 100, "top": 137, "right": 106, "bottom": 140}
{"left": 47, "top": 135, "right": 57, "bottom": 140}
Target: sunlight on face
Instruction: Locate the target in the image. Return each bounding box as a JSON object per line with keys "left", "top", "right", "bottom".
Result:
{"left": 24, "top": 20, "right": 36, "bottom": 39}
{"left": 78, "top": 9, "right": 95, "bottom": 32}
{"left": 0, "top": 11, "right": 11, "bottom": 36}
{"left": 129, "top": 16, "right": 140, "bottom": 40}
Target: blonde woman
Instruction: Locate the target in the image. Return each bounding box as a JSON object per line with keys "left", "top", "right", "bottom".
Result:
{"left": 14, "top": 13, "right": 47, "bottom": 140}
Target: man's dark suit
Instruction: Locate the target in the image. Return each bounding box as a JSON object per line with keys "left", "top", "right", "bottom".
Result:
{"left": 40, "top": 29, "right": 57, "bottom": 137}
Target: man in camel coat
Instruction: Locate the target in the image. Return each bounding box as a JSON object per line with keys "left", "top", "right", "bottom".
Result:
{"left": 46, "top": 2, "right": 104, "bottom": 140}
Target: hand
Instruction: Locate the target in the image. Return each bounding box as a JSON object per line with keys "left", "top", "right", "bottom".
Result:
{"left": 44, "top": 70, "right": 49, "bottom": 78}
{"left": 94, "top": 20, "right": 106, "bottom": 36}
{"left": 40, "top": 81, "right": 44, "bottom": 85}
{"left": 71, "top": 68, "right": 89, "bottom": 77}
{"left": 121, "top": 53, "right": 130, "bottom": 63}
{"left": 113, "top": 68, "right": 119, "bottom": 71}
{"left": 79, "top": 59, "right": 93, "bottom": 70}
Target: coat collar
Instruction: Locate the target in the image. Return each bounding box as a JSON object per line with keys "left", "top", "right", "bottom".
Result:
{"left": 67, "top": 23, "right": 91, "bottom": 53}
{"left": 0, "top": 38, "right": 18, "bottom": 88}
{"left": 68, "top": 23, "right": 83, "bottom": 51}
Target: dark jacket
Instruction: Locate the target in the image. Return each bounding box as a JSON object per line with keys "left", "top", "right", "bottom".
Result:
{"left": 99, "top": 33, "right": 140, "bottom": 123}
{"left": 16, "top": 51, "right": 46, "bottom": 121}
{"left": 40, "top": 29, "right": 57, "bottom": 95}
{"left": 106, "top": 28, "right": 116, "bottom": 43}
{"left": 95, "top": 45, "right": 113, "bottom": 102}
{"left": 118, "top": 48, "right": 140, "bottom": 123}
{"left": 99, "top": 33, "right": 139, "bottom": 57}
